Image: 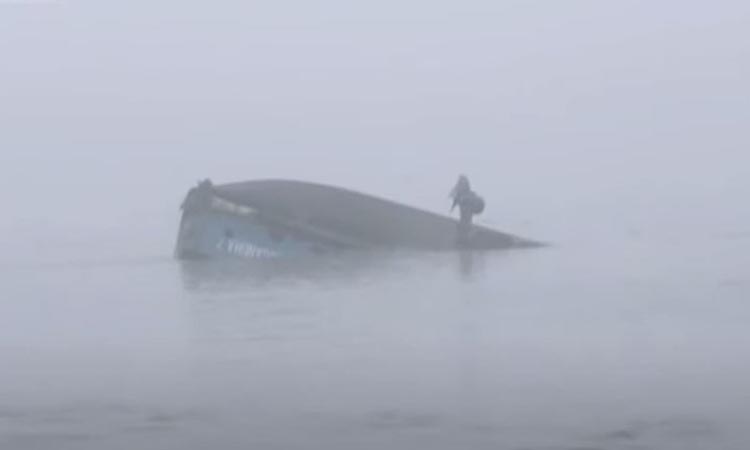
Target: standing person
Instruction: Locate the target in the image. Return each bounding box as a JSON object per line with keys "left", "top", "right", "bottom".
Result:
{"left": 450, "top": 175, "right": 485, "bottom": 245}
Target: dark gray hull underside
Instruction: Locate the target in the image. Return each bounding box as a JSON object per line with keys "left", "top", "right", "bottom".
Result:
{"left": 212, "top": 179, "right": 541, "bottom": 251}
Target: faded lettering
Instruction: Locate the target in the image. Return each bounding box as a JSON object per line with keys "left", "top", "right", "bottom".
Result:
{"left": 217, "top": 237, "right": 280, "bottom": 259}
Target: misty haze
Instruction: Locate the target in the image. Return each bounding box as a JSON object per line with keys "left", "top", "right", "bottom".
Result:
{"left": 1, "top": 1, "right": 749, "bottom": 449}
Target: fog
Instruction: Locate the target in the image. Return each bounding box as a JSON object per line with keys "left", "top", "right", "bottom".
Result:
{"left": 1, "top": 1, "right": 749, "bottom": 449}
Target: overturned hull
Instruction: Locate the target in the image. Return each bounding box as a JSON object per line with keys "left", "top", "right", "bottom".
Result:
{"left": 175, "top": 179, "right": 542, "bottom": 260}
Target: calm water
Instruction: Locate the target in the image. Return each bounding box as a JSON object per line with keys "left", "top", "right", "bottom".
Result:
{"left": 2, "top": 0, "right": 748, "bottom": 446}
{"left": 1, "top": 232, "right": 749, "bottom": 450}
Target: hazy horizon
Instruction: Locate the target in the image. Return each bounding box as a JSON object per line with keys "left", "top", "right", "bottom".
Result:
{"left": 1, "top": 2, "right": 748, "bottom": 449}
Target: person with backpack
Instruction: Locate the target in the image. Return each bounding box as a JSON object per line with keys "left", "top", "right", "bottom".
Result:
{"left": 450, "top": 175, "right": 485, "bottom": 245}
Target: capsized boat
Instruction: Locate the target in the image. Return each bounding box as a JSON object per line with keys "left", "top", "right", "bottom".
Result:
{"left": 174, "top": 179, "right": 542, "bottom": 260}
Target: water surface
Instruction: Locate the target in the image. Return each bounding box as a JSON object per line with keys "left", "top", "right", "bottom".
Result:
{"left": 1, "top": 234, "right": 748, "bottom": 450}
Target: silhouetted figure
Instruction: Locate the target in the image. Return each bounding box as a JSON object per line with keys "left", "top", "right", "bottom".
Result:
{"left": 450, "top": 175, "right": 485, "bottom": 245}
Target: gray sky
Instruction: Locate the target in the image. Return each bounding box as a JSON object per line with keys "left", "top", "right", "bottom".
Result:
{"left": 1, "top": 0, "right": 748, "bottom": 254}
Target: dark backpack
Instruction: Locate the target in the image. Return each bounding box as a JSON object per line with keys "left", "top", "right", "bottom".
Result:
{"left": 471, "top": 195, "right": 485, "bottom": 215}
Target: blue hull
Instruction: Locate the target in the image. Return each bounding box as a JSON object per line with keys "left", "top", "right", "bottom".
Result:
{"left": 175, "top": 210, "right": 330, "bottom": 260}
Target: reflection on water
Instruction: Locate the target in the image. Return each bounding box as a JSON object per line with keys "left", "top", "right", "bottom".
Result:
{"left": 178, "top": 247, "right": 520, "bottom": 292}
{"left": 2, "top": 240, "right": 750, "bottom": 450}
{"left": 178, "top": 250, "right": 494, "bottom": 289}
{"left": 178, "top": 252, "right": 397, "bottom": 291}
